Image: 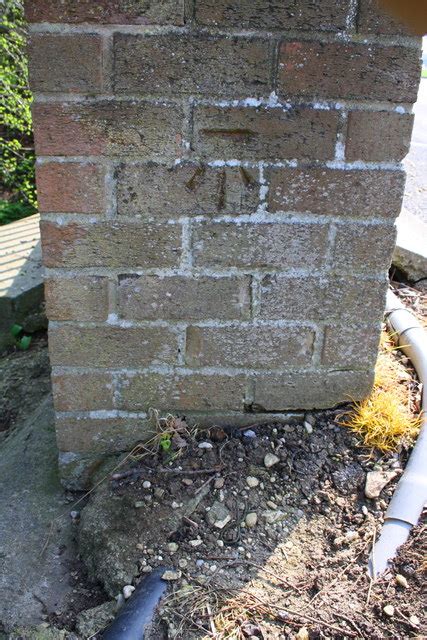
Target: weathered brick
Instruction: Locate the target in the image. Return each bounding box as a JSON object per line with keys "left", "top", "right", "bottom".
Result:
{"left": 56, "top": 416, "right": 152, "bottom": 454}
{"left": 346, "top": 111, "right": 414, "bottom": 162}
{"left": 193, "top": 106, "right": 338, "bottom": 161}
{"left": 193, "top": 221, "right": 329, "bottom": 269}
{"left": 40, "top": 220, "right": 181, "bottom": 268}
{"left": 52, "top": 371, "right": 114, "bottom": 411}
{"left": 357, "top": 0, "right": 413, "bottom": 35}
{"left": 118, "top": 275, "right": 251, "bottom": 320}
{"left": 25, "top": 0, "right": 184, "bottom": 25}
{"left": 195, "top": 0, "right": 350, "bottom": 31}
{"left": 259, "top": 275, "right": 387, "bottom": 321}
{"left": 332, "top": 223, "right": 397, "bottom": 273}
{"left": 186, "top": 325, "right": 315, "bottom": 367}
{"left": 49, "top": 325, "right": 179, "bottom": 367}
{"left": 278, "top": 41, "right": 421, "bottom": 102}
{"left": 322, "top": 324, "right": 381, "bottom": 367}
{"left": 28, "top": 34, "right": 103, "bottom": 93}
{"left": 36, "top": 162, "right": 106, "bottom": 214}
{"left": 114, "top": 34, "right": 271, "bottom": 97}
{"left": 118, "top": 372, "right": 247, "bottom": 411}
{"left": 45, "top": 276, "right": 109, "bottom": 321}
{"left": 117, "top": 163, "right": 259, "bottom": 217}
{"left": 253, "top": 369, "right": 374, "bottom": 410}
{"left": 32, "top": 101, "right": 184, "bottom": 159}
{"left": 266, "top": 167, "right": 405, "bottom": 219}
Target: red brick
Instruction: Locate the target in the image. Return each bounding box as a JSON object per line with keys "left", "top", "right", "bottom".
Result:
{"left": 118, "top": 275, "right": 251, "bottom": 320}
{"left": 322, "top": 324, "right": 381, "bottom": 367}
{"left": 56, "top": 416, "right": 151, "bottom": 454}
{"left": 195, "top": 0, "right": 350, "bottom": 31}
{"left": 36, "top": 162, "right": 106, "bottom": 214}
{"left": 49, "top": 325, "right": 179, "bottom": 368}
{"left": 118, "top": 372, "right": 247, "bottom": 412}
{"left": 192, "top": 221, "right": 329, "bottom": 269}
{"left": 40, "top": 220, "right": 181, "bottom": 268}
{"left": 346, "top": 111, "right": 414, "bottom": 162}
{"left": 24, "top": 0, "right": 184, "bottom": 25}
{"left": 32, "top": 101, "right": 184, "bottom": 159}
{"left": 253, "top": 370, "right": 374, "bottom": 410}
{"left": 258, "top": 275, "right": 387, "bottom": 321}
{"left": 332, "top": 223, "right": 397, "bottom": 273}
{"left": 114, "top": 34, "right": 272, "bottom": 97}
{"left": 278, "top": 41, "right": 421, "bottom": 102}
{"left": 266, "top": 167, "right": 405, "bottom": 219}
{"left": 52, "top": 371, "right": 114, "bottom": 411}
{"left": 28, "top": 34, "right": 103, "bottom": 93}
{"left": 117, "top": 163, "right": 259, "bottom": 217}
{"left": 357, "top": 0, "right": 415, "bottom": 35}
{"left": 45, "top": 276, "right": 109, "bottom": 321}
{"left": 193, "top": 105, "right": 338, "bottom": 161}
{"left": 186, "top": 325, "right": 315, "bottom": 367}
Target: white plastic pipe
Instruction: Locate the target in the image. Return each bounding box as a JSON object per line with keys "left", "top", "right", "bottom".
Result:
{"left": 369, "top": 289, "right": 427, "bottom": 577}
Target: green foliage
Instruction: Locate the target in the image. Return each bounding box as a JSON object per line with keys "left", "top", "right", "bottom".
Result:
{"left": 0, "top": 0, "right": 36, "bottom": 214}
{"left": 0, "top": 198, "right": 35, "bottom": 224}
{"left": 159, "top": 434, "right": 172, "bottom": 452}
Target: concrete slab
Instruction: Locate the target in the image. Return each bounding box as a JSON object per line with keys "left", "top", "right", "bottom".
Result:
{"left": 393, "top": 210, "right": 427, "bottom": 281}
{"left": 0, "top": 214, "right": 45, "bottom": 351}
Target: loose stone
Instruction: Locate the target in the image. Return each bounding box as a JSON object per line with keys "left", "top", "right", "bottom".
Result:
{"left": 365, "top": 470, "right": 397, "bottom": 499}
{"left": 142, "top": 481, "right": 151, "bottom": 489}
{"left": 122, "top": 585, "right": 135, "bottom": 599}
{"left": 198, "top": 442, "right": 213, "bottom": 449}
{"left": 246, "top": 476, "right": 259, "bottom": 488}
{"left": 168, "top": 542, "right": 179, "bottom": 553}
{"left": 396, "top": 574, "right": 408, "bottom": 588}
{"left": 383, "top": 604, "right": 395, "bottom": 617}
{"left": 162, "top": 570, "right": 182, "bottom": 581}
{"left": 245, "top": 512, "right": 258, "bottom": 529}
{"left": 264, "top": 453, "right": 280, "bottom": 468}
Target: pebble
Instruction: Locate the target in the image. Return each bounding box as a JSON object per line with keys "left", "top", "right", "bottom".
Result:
{"left": 365, "top": 470, "right": 397, "bottom": 499}
{"left": 182, "top": 478, "right": 193, "bottom": 486}
{"left": 198, "top": 441, "right": 213, "bottom": 449}
{"left": 362, "top": 505, "right": 369, "bottom": 516}
{"left": 214, "top": 477, "right": 225, "bottom": 489}
{"left": 178, "top": 559, "right": 188, "bottom": 569}
{"left": 209, "top": 564, "right": 217, "bottom": 573}
{"left": 154, "top": 487, "right": 165, "bottom": 499}
{"left": 171, "top": 501, "right": 180, "bottom": 509}
{"left": 246, "top": 476, "right": 259, "bottom": 488}
{"left": 168, "top": 542, "right": 179, "bottom": 553}
{"left": 162, "top": 570, "right": 182, "bottom": 581}
{"left": 134, "top": 501, "right": 144, "bottom": 508}
{"left": 263, "top": 510, "right": 285, "bottom": 525}
{"left": 409, "top": 615, "right": 420, "bottom": 627}
{"left": 70, "top": 510, "right": 79, "bottom": 520}
{"left": 189, "top": 539, "right": 203, "bottom": 547}
{"left": 267, "top": 500, "right": 278, "bottom": 510}
{"left": 123, "top": 585, "right": 135, "bottom": 599}
{"left": 142, "top": 565, "right": 152, "bottom": 573}
{"left": 303, "top": 421, "right": 313, "bottom": 434}
{"left": 142, "top": 481, "right": 151, "bottom": 489}
{"left": 243, "top": 429, "right": 256, "bottom": 438}
{"left": 217, "top": 539, "right": 224, "bottom": 548}
{"left": 245, "top": 512, "right": 258, "bottom": 528}
{"left": 196, "top": 559, "right": 205, "bottom": 567}
{"left": 264, "top": 453, "right": 280, "bottom": 468}
{"left": 383, "top": 604, "right": 395, "bottom": 617}
{"left": 395, "top": 574, "right": 408, "bottom": 588}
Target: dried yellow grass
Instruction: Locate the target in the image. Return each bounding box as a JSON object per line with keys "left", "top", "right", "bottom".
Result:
{"left": 342, "top": 328, "right": 421, "bottom": 452}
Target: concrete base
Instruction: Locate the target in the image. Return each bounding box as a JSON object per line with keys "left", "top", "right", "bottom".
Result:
{"left": 393, "top": 210, "right": 427, "bottom": 282}
{"left": 0, "top": 214, "right": 46, "bottom": 351}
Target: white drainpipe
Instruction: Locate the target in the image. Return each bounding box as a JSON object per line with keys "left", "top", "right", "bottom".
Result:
{"left": 369, "top": 289, "right": 427, "bottom": 577}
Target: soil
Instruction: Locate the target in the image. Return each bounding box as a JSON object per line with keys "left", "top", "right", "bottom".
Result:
{"left": 79, "top": 413, "right": 426, "bottom": 640}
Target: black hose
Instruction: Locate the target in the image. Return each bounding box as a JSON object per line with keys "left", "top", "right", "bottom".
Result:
{"left": 101, "top": 566, "right": 169, "bottom": 640}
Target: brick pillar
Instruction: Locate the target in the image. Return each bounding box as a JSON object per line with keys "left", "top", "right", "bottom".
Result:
{"left": 26, "top": 0, "right": 421, "bottom": 488}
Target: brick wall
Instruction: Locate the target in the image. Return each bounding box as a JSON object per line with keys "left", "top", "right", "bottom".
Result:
{"left": 26, "top": 0, "right": 421, "bottom": 488}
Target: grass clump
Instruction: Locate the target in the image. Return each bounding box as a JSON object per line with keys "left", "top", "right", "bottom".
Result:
{"left": 342, "top": 329, "right": 421, "bottom": 452}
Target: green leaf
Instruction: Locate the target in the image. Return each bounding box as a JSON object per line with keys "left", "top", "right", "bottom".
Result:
{"left": 160, "top": 436, "right": 172, "bottom": 451}
{"left": 18, "top": 335, "right": 31, "bottom": 350}
{"left": 10, "top": 323, "right": 23, "bottom": 337}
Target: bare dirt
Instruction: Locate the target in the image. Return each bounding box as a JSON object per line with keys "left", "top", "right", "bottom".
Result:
{"left": 79, "top": 413, "right": 426, "bottom": 640}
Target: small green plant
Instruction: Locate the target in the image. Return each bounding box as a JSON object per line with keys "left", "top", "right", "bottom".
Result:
{"left": 159, "top": 433, "right": 172, "bottom": 452}
{"left": 10, "top": 323, "right": 32, "bottom": 350}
